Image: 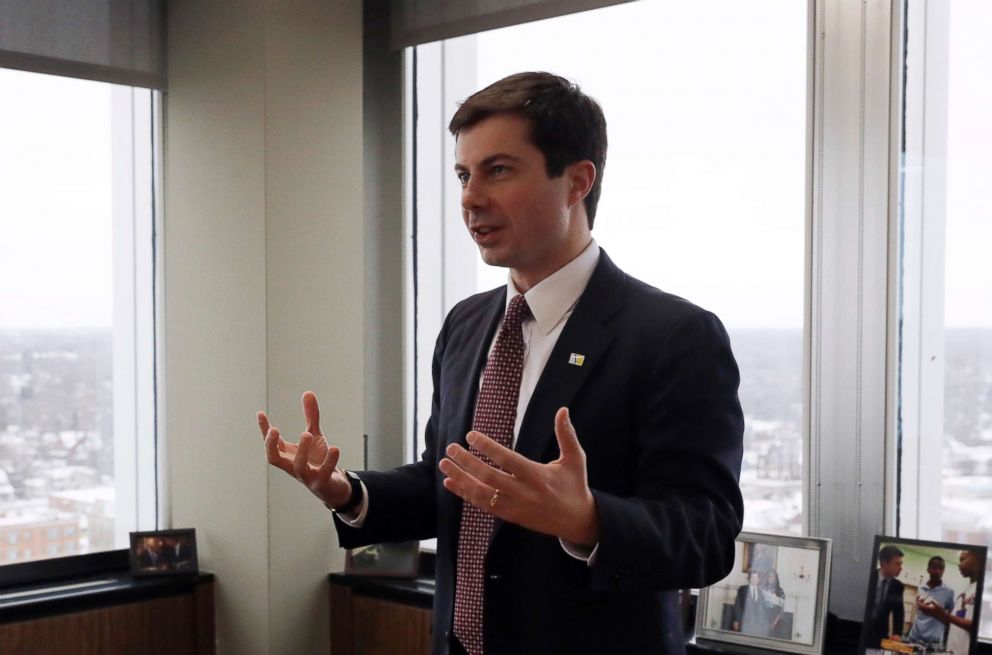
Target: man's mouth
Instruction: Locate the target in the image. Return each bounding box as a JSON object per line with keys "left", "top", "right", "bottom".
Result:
{"left": 470, "top": 225, "right": 502, "bottom": 245}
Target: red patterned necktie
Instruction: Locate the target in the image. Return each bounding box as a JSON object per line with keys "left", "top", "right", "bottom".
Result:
{"left": 453, "top": 294, "right": 531, "bottom": 655}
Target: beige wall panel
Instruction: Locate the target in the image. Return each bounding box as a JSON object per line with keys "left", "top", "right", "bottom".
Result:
{"left": 164, "top": 0, "right": 271, "bottom": 651}
{"left": 166, "top": 0, "right": 365, "bottom": 653}
{"left": 263, "top": 0, "right": 365, "bottom": 653}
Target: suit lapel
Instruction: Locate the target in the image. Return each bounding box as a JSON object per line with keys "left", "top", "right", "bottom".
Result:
{"left": 440, "top": 288, "right": 505, "bottom": 541}
{"left": 515, "top": 251, "right": 626, "bottom": 464}
{"left": 450, "top": 289, "right": 506, "bottom": 446}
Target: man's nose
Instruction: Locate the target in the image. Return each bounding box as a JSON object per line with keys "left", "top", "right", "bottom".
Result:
{"left": 461, "top": 178, "right": 487, "bottom": 211}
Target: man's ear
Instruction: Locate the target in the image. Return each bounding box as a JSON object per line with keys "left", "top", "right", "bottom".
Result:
{"left": 566, "top": 160, "right": 596, "bottom": 207}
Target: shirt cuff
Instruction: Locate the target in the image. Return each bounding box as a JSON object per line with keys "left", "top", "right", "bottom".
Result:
{"left": 559, "top": 537, "right": 599, "bottom": 566}
{"left": 332, "top": 479, "right": 369, "bottom": 527}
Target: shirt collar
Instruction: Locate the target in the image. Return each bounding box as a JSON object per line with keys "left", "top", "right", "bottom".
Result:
{"left": 506, "top": 239, "right": 600, "bottom": 336}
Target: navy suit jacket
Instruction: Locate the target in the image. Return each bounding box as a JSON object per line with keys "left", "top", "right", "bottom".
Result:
{"left": 335, "top": 251, "right": 744, "bottom": 654}
{"left": 865, "top": 577, "right": 906, "bottom": 648}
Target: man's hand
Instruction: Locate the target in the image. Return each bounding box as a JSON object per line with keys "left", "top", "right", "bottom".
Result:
{"left": 257, "top": 391, "right": 352, "bottom": 509}
{"left": 915, "top": 598, "right": 947, "bottom": 621}
{"left": 438, "top": 407, "right": 600, "bottom": 547}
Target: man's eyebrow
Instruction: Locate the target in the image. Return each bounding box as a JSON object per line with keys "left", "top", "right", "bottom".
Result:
{"left": 454, "top": 153, "right": 522, "bottom": 171}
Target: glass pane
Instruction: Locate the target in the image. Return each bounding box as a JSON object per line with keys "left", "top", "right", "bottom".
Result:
{"left": 900, "top": 0, "right": 992, "bottom": 640}
{"left": 0, "top": 68, "right": 151, "bottom": 564}
{"left": 936, "top": 0, "right": 992, "bottom": 639}
{"left": 439, "top": 0, "right": 808, "bottom": 535}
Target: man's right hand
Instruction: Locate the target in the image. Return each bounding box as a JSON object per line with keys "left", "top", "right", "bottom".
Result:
{"left": 257, "top": 391, "right": 353, "bottom": 509}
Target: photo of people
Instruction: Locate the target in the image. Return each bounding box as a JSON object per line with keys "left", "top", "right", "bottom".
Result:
{"left": 129, "top": 529, "right": 198, "bottom": 576}
{"left": 697, "top": 533, "right": 831, "bottom": 655}
{"left": 860, "top": 537, "right": 986, "bottom": 655}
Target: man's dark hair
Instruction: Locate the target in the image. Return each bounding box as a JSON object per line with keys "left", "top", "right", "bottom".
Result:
{"left": 448, "top": 71, "right": 608, "bottom": 229}
{"left": 879, "top": 545, "right": 904, "bottom": 564}
{"left": 928, "top": 556, "right": 945, "bottom": 568}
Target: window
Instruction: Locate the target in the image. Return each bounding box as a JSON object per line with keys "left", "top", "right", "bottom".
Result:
{"left": 898, "top": 0, "right": 992, "bottom": 639}
{"left": 0, "top": 68, "right": 159, "bottom": 565}
{"left": 409, "top": 0, "right": 808, "bottom": 536}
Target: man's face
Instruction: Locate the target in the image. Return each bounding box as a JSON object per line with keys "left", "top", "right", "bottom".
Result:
{"left": 927, "top": 560, "right": 944, "bottom": 583}
{"left": 454, "top": 113, "right": 591, "bottom": 290}
{"left": 959, "top": 551, "right": 979, "bottom": 579}
{"left": 749, "top": 571, "right": 761, "bottom": 586}
{"left": 880, "top": 555, "right": 903, "bottom": 578}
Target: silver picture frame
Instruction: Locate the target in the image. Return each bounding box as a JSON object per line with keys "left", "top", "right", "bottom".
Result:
{"left": 695, "top": 531, "right": 832, "bottom": 655}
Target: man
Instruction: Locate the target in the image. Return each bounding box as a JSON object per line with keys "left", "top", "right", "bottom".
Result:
{"left": 918, "top": 549, "right": 984, "bottom": 655}
{"left": 733, "top": 570, "right": 770, "bottom": 636}
{"left": 865, "top": 544, "right": 906, "bottom": 649}
{"left": 258, "top": 72, "right": 744, "bottom": 654}
{"left": 906, "top": 556, "right": 955, "bottom": 649}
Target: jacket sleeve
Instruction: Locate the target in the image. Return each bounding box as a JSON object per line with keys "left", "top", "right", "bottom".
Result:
{"left": 892, "top": 582, "right": 905, "bottom": 636}
{"left": 587, "top": 309, "right": 745, "bottom": 591}
{"left": 733, "top": 587, "right": 746, "bottom": 623}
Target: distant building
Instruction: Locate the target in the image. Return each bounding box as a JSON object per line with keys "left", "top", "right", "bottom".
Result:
{"left": 0, "top": 510, "right": 79, "bottom": 564}
{"left": 49, "top": 486, "right": 115, "bottom": 552}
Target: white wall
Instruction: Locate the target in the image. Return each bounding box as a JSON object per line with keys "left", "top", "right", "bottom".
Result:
{"left": 164, "top": 1, "right": 365, "bottom": 653}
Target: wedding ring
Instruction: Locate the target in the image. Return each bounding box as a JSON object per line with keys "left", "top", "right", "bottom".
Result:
{"left": 489, "top": 488, "right": 501, "bottom": 508}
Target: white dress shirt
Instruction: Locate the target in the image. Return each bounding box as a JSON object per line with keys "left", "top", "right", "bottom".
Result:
{"left": 340, "top": 240, "right": 602, "bottom": 562}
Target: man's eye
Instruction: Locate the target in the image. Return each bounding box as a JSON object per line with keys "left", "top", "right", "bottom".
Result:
{"left": 492, "top": 165, "right": 506, "bottom": 175}
{"left": 457, "top": 172, "right": 469, "bottom": 185}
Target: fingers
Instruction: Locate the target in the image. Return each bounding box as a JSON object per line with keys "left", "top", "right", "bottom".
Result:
{"left": 259, "top": 411, "right": 294, "bottom": 455}
{"left": 317, "top": 444, "right": 341, "bottom": 478}
{"left": 464, "top": 431, "right": 536, "bottom": 478}
{"left": 554, "top": 407, "right": 584, "bottom": 461}
{"left": 302, "top": 391, "right": 322, "bottom": 436}
{"left": 293, "top": 432, "right": 315, "bottom": 478}
{"left": 443, "top": 442, "right": 515, "bottom": 489}
{"left": 264, "top": 428, "right": 293, "bottom": 474}
{"left": 440, "top": 459, "right": 498, "bottom": 511}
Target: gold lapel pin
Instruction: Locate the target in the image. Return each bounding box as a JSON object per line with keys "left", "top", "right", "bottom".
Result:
{"left": 568, "top": 353, "right": 586, "bottom": 367}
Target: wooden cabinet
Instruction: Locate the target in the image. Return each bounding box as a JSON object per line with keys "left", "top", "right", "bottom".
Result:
{"left": 0, "top": 579, "right": 215, "bottom": 655}
{"left": 330, "top": 580, "right": 432, "bottom": 655}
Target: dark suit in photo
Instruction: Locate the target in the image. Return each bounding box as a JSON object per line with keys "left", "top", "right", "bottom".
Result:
{"left": 734, "top": 584, "right": 772, "bottom": 637}
{"left": 866, "top": 576, "right": 905, "bottom": 647}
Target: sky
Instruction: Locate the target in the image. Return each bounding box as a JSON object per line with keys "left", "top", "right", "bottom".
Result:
{"left": 0, "top": 68, "right": 114, "bottom": 329}
{"left": 944, "top": 0, "right": 992, "bottom": 327}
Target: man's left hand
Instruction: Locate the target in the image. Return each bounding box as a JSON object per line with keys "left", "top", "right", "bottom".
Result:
{"left": 916, "top": 599, "right": 946, "bottom": 620}
{"left": 438, "top": 407, "right": 600, "bottom": 547}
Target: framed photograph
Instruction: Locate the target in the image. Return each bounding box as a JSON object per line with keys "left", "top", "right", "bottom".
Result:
{"left": 345, "top": 541, "right": 420, "bottom": 578}
{"left": 696, "top": 532, "right": 832, "bottom": 655}
{"left": 129, "top": 529, "right": 199, "bottom": 577}
{"left": 859, "top": 536, "right": 986, "bottom": 655}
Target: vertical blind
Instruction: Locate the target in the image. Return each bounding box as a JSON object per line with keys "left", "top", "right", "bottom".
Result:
{"left": 389, "top": 0, "right": 637, "bottom": 50}
{"left": 0, "top": 0, "right": 165, "bottom": 89}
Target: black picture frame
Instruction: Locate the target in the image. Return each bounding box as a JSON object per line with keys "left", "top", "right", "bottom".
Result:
{"left": 696, "top": 531, "right": 832, "bottom": 655}
{"left": 129, "top": 528, "right": 199, "bottom": 577}
{"left": 859, "top": 535, "right": 986, "bottom": 655}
